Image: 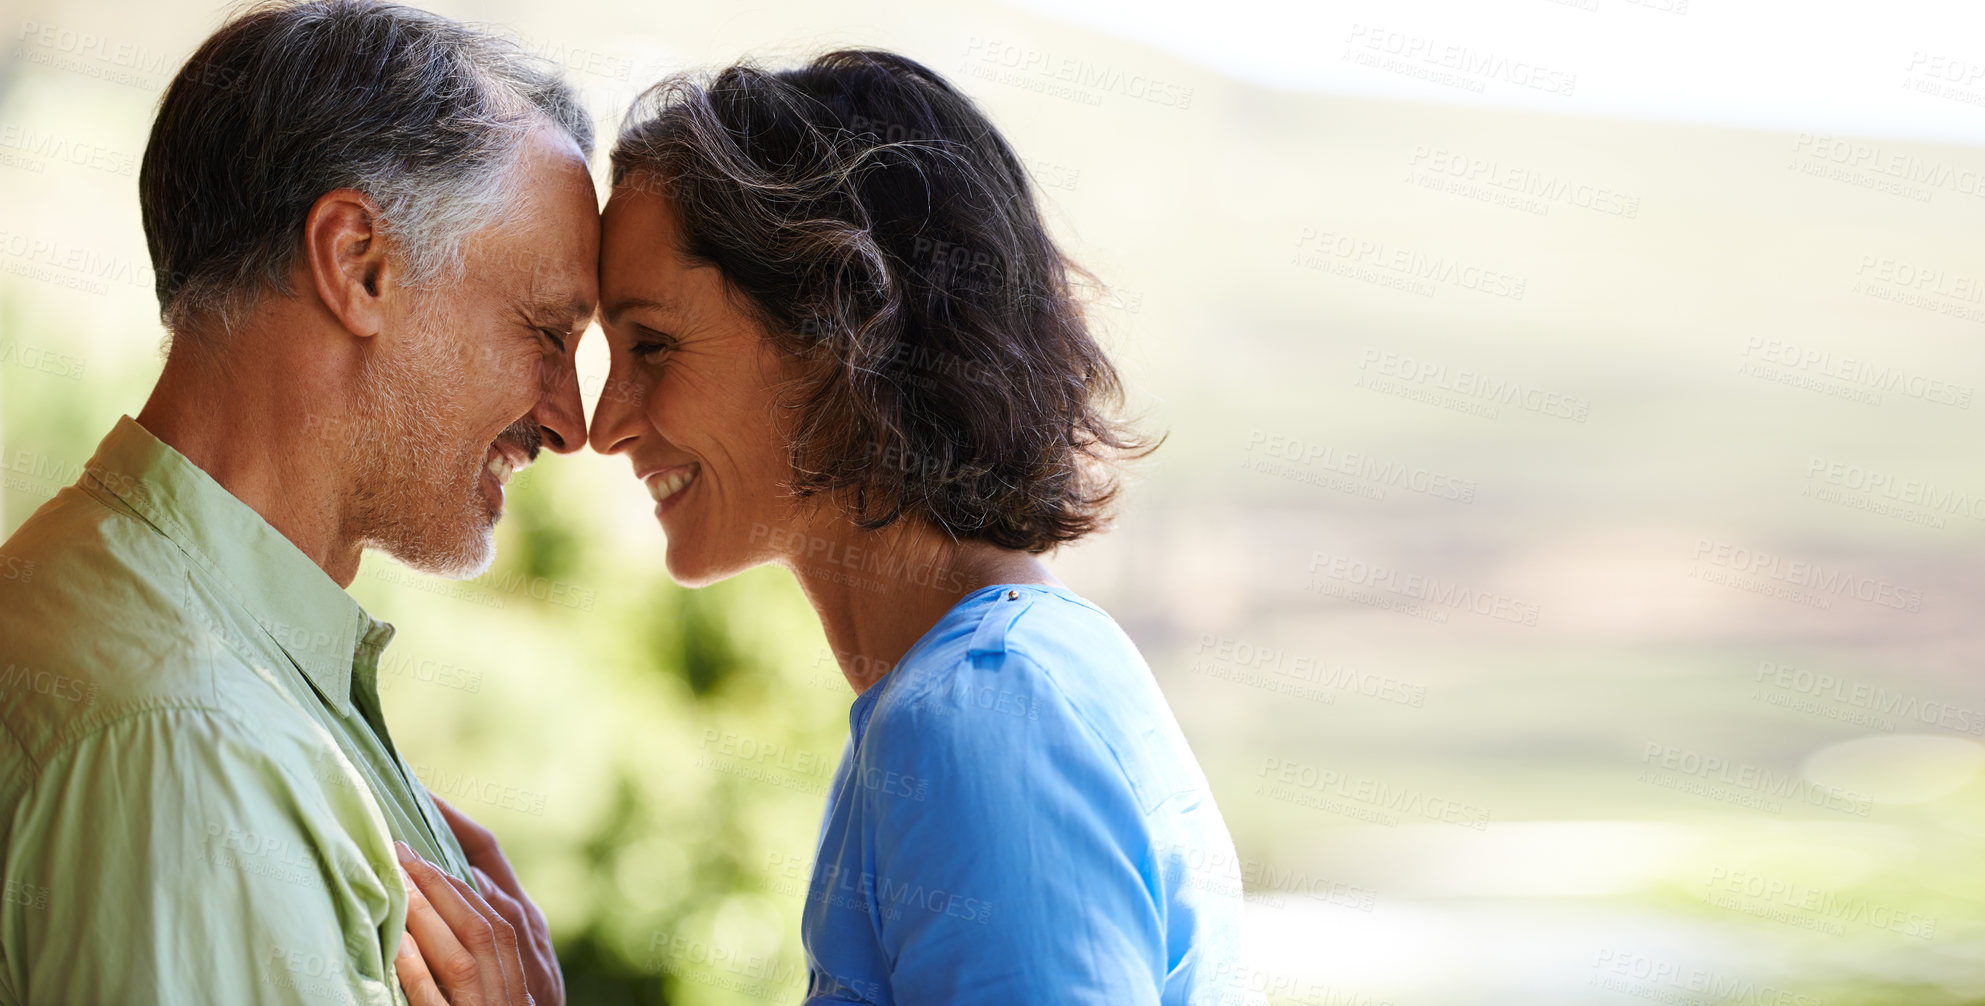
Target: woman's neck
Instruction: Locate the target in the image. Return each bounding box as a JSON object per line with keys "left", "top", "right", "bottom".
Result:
{"left": 785, "top": 519, "right": 1058, "bottom": 693}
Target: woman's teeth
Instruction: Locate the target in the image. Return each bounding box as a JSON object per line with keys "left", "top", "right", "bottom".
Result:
{"left": 485, "top": 451, "right": 514, "bottom": 487}
{"left": 648, "top": 467, "right": 697, "bottom": 503}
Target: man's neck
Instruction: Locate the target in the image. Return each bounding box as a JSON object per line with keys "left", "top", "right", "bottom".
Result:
{"left": 135, "top": 330, "right": 365, "bottom": 588}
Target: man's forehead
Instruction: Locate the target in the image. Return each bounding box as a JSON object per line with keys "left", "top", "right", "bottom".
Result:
{"left": 501, "top": 132, "right": 602, "bottom": 314}
{"left": 482, "top": 201, "right": 600, "bottom": 317}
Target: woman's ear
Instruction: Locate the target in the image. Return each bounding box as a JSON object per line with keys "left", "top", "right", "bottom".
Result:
{"left": 303, "top": 188, "right": 391, "bottom": 338}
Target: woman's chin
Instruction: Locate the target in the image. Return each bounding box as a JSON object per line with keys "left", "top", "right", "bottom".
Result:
{"left": 662, "top": 541, "right": 744, "bottom": 588}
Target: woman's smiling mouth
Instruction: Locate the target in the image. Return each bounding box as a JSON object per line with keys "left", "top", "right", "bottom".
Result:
{"left": 644, "top": 463, "right": 699, "bottom": 511}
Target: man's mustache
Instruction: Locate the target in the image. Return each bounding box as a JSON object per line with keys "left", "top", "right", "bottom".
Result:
{"left": 497, "top": 418, "right": 542, "bottom": 463}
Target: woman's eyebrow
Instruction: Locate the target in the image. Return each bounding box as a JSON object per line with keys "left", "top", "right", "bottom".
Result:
{"left": 604, "top": 296, "right": 680, "bottom": 326}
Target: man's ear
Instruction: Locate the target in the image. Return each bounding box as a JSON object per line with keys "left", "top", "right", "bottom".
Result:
{"left": 303, "top": 188, "right": 391, "bottom": 338}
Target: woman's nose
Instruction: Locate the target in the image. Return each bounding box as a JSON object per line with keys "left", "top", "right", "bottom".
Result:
{"left": 587, "top": 366, "right": 647, "bottom": 456}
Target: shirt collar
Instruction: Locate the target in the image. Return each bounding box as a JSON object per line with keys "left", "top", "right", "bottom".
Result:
{"left": 83, "top": 415, "right": 377, "bottom": 714}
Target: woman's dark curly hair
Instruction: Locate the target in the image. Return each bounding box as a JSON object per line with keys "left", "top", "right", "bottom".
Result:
{"left": 609, "top": 49, "right": 1153, "bottom": 554}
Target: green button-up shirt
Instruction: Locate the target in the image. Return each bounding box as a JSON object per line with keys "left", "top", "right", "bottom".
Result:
{"left": 0, "top": 416, "right": 474, "bottom": 1005}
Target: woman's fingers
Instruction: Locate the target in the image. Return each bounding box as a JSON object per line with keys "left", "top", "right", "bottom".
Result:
{"left": 470, "top": 867, "right": 529, "bottom": 937}
{"left": 395, "top": 931, "right": 449, "bottom": 1006}
{"left": 397, "top": 841, "right": 505, "bottom": 1004}
{"left": 442, "top": 869, "right": 530, "bottom": 1005}
{"left": 471, "top": 863, "right": 562, "bottom": 1006}
{"left": 434, "top": 796, "right": 526, "bottom": 905}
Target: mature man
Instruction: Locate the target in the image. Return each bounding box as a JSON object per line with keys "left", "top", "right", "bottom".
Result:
{"left": 0, "top": 1, "right": 597, "bottom": 1002}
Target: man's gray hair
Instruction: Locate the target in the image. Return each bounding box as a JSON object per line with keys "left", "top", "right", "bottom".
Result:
{"left": 139, "top": 0, "right": 593, "bottom": 334}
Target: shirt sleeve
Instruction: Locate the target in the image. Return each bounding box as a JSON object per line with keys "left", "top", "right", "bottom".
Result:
{"left": 858, "top": 651, "right": 1168, "bottom": 1006}
{"left": 1, "top": 707, "right": 407, "bottom": 1006}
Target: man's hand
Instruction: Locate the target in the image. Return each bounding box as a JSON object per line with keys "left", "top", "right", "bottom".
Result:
{"left": 432, "top": 796, "right": 565, "bottom": 1006}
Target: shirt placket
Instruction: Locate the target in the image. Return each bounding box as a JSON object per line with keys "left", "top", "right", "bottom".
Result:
{"left": 348, "top": 618, "right": 465, "bottom": 877}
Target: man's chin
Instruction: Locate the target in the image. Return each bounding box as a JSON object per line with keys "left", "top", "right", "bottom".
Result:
{"left": 378, "top": 524, "right": 497, "bottom": 581}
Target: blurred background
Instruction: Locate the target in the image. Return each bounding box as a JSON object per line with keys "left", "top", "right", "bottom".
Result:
{"left": 5, "top": 0, "right": 1985, "bottom": 1002}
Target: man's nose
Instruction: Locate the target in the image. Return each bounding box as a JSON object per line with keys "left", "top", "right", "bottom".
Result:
{"left": 533, "top": 354, "right": 586, "bottom": 454}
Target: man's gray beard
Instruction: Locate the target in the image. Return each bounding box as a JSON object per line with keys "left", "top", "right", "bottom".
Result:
{"left": 345, "top": 317, "right": 497, "bottom": 580}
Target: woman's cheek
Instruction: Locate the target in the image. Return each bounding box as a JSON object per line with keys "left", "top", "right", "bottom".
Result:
{"left": 641, "top": 373, "right": 676, "bottom": 431}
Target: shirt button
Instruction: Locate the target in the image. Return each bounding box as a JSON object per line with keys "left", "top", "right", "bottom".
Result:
{"left": 1007, "top": 590, "right": 1020, "bottom": 600}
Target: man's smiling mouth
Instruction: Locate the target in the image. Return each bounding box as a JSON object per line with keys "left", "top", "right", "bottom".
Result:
{"left": 485, "top": 421, "right": 543, "bottom": 488}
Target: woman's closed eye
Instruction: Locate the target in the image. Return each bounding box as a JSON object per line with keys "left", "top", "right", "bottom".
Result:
{"left": 629, "top": 328, "right": 677, "bottom": 362}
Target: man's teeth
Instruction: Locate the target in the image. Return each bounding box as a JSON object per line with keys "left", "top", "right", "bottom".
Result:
{"left": 486, "top": 452, "right": 514, "bottom": 487}
{"left": 648, "top": 467, "right": 696, "bottom": 503}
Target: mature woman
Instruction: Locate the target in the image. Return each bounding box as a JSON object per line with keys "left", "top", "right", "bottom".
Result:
{"left": 404, "top": 49, "right": 1254, "bottom": 1005}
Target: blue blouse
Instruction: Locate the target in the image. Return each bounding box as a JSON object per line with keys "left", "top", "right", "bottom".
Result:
{"left": 800, "top": 584, "right": 1254, "bottom": 1005}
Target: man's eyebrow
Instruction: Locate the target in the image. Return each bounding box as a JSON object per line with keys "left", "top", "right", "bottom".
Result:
{"left": 519, "top": 293, "right": 596, "bottom": 328}
{"left": 604, "top": 296, "right": 679, "bottom": 326}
